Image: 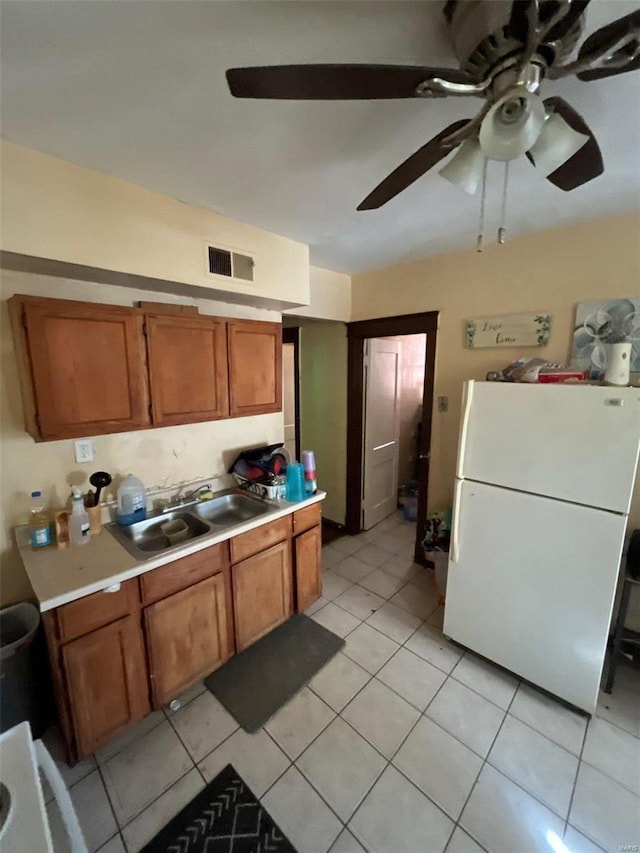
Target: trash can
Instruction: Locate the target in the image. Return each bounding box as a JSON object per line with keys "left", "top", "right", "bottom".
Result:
{"left": 0, "top": 602, "right": 46, "bottom": 737}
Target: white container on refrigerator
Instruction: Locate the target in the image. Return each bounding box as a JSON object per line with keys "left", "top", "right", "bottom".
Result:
{"left": 444, "top": 381, "right": 640, "bottom": 713}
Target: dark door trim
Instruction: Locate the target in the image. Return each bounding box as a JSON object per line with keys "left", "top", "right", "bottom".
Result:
{"left": 346, "top": 312, "right": 439, "bottom": 563}
{"left": 282, "top": 327, "right": 301, "bottom": 461}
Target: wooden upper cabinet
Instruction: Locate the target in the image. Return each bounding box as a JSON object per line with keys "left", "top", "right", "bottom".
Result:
{"left": 227, "top": 320, "right": 282, "bottom": 417}
{"left": 146, "top": 314, "right": 229, "bottom": 426}
{"left": 10, "top": 295, "right": 149, "bottom": 440}
{"left": 8, "top": 294, "right": 284, "bottom": 439}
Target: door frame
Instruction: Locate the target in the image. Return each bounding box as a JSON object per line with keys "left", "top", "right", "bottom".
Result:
{"left": 282, "top": 327, "right": 301, "bottom": 461}
{"left": 346, "top": 312, "right": 438, "bottom": 563}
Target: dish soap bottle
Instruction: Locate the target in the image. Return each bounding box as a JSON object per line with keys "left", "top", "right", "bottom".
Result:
{"left": 29, "top": 491, "right": 51, "bottom": 549}
{"left": 69, "top": 488, "right": 90, "bottom": 546}
{"left": 116, "top": 474, "right": 147, "bottom": 526}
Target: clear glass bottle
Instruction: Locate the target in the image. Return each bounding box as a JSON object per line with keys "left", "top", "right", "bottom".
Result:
{"left": 29, "top": 491, "right": 51, "bottom": 549}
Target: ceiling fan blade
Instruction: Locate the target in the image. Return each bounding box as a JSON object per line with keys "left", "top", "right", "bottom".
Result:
{"left": 576, "top": 10, "right": 640, "bottom": 80}
{"left": 357, "top": 120, "right": 470, "bottom": 210}
{"left": 544, "top": 0, "right": 591, "bottom": 42}
{"left": 527, "top": 97, "right": 603, "bottom": 190}
{"left": 226, "top": 65, "right": 472, "bottom": 100}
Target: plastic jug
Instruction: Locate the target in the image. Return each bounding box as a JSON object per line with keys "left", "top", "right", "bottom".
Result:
{"left": 116, "top": 474, "right": 147, "bottom": 526}
{"left": 29, "top": 491, "right": 51, "bottom": 549}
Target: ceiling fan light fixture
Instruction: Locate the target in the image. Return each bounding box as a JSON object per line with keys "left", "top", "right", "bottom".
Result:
{"left": 439, "top": 139, "right": 485, "bottom": 194}
{"left": 479, "top": 88, "right": 546, "bottom": 161}
{"left": 528, "top": 110, "right": 590, "bottom": 175}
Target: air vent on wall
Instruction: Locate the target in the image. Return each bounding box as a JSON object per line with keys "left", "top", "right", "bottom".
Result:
{"left": 206, "top": 244, "right": 255, "bottom": 283}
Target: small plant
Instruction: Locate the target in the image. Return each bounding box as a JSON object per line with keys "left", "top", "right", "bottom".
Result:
{"left": 586, "top": 309, "right": 636, "bottom": 344}
{"left": 422, "top": 510, "right": 451, "bottom": 551}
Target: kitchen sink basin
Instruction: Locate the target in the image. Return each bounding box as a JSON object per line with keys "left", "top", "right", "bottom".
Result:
{"left": 106, "top": 510, "right": 212, "bottom": 560}
{"left": 195, "top": 492, "right": 271, "bottom": 527}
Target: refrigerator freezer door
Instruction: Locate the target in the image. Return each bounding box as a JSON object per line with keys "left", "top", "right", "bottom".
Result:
{"left": 457, "top": 382, "right": 640, "bottom": 514}
{"left": 443, "top": 479, "right": 627, "bottom": 713}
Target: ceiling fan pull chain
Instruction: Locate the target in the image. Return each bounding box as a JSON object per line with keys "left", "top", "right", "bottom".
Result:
{"left": 498, "top": 161, "right": 509, "bottom": 244}
{"left": 476, "top": 157, "right": 488, "bottom": 253}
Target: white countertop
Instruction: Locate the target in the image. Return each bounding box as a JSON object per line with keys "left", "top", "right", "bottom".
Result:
{"left": 16, "top": 491, "right": 326, "bottom": 612}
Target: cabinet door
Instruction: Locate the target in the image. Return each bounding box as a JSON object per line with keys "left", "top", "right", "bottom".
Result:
{"left": 145, "top": 573, "right": 231, "bottom": 707}
{"left": 232, "top": 540, "right": 292, "bottom": 651}
{"left": 228, "top": 320, "right": 282, "bottom": 417}
{"left": 62, "top": 615, "right": 150, "bottom": 757}
{"left": 20, "top": 297, "right": 149, "bottom": 440}
{"left": 146, "top": 314, "right": 229, "bottom": 426}
{"left": 294, "top": 525, "right": 322, "bottom": 613}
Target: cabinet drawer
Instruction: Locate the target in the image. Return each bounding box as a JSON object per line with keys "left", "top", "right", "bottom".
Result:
{"left": 230, "top": 516, "right": 292, "bottom": 564}
{"left": 56, "top": 579, "right": 140, "bottom": 643}
{"left": 293, "top": 503, "right": 322, "bottom": 535}
{"left": 140, "top": 543, "right": 227, "bottom": 605}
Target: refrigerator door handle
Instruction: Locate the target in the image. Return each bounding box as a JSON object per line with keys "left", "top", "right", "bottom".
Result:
{"left": 457, "top": 381, "right": 474, "bottom": 479}
{"left": 451, "top": 480, "right": 462, "bottom": 563}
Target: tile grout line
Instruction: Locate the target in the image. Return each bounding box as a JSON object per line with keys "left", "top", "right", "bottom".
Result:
{"left": 562, "top": 714, "right": 593, "bottom": 841}
{"left": 81, "top": 525, "right": 624, "bottom": 853}
{"left": 447, "top": 678, "right": 519, "bottom": 851}
{"left": 116, "top": 765, "right": 198, "bottom": 843}
{"left": 94, "top": 760, "right": 127, "bottom": 845}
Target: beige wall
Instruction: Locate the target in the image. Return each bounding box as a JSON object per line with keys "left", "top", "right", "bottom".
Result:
{"left": 288, "top": 266, "right": 351, "bottom": 322}
{"left": 0, "top": 270, "right": 284, "bottom": 606}
{"left": 1, "top": 140, "right": 310, "bottom": 309}
{"left": 352, "top": 212, "right": 640, "bottom": 531}
{"left": 295, "top": 321, "right": 348, "bottom": 526}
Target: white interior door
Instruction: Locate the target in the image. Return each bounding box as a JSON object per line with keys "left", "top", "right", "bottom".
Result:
{"left": 362, "top": 338, "right": 401, "bottom": 530}
{"left": 444, "top": 478, "right": 627, "bottom": 713}
{"left": 282, "top": 342, "right": 297, "bottom": 460}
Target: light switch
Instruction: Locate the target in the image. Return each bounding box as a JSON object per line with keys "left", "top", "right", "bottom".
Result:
{"left": 437, "top": 396, "right": 448, "bottom": 413}
{"left": 74, "top": 439, "right": 94, "bottom": 464}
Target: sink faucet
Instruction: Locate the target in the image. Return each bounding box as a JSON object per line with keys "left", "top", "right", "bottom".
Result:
{"left": 161, "top": 486, "right": 206, "bottom": 513}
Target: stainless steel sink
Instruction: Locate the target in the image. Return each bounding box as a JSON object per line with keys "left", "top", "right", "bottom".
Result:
{"left": 195, "top": 492, "right": 271, "bottom": 526}
{"left": 106, "top": 510, "right": 213, "bottom": 560}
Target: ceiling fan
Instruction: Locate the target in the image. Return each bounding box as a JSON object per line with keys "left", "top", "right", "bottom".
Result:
{"left": 226, "top": 0, "right": 640, "bottom": 212}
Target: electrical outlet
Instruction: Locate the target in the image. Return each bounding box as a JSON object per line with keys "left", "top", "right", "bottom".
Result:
{"left": 437, "top": 396, "right": 449, "bottom": 413}
{"left": 74, "top": 439, "right": 94, "bottom": 464}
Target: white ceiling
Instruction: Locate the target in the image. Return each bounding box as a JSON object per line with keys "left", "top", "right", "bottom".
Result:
{"left": 1, "top": 1, "right": 639, "bottom": 274}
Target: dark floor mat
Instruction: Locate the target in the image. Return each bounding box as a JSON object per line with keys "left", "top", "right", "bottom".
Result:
{"left": 140, "top": 763, "right": 297, "bottom": 852}
{"left": 205, "top": 613, "right": 344, "bottom": 732}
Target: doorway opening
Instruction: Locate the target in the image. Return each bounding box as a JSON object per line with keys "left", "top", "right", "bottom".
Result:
{"left": 282, "top": 327, "right": 300, "bottom": 461}
{"left": 346, "top": 312, "right": 438, "bottom": 564}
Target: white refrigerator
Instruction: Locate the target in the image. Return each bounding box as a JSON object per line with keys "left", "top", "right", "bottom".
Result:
{"left": 443, "top": 381, "right": 640, "bottom": 713}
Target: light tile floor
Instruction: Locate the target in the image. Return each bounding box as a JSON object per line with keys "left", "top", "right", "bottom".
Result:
{"left": 44, "top": 511, "right": 640, "bottom": 853}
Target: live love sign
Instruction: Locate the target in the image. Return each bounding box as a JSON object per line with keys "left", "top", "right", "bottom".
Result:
{"left": 465, "top": 312, "right": 552, "bottom": 349}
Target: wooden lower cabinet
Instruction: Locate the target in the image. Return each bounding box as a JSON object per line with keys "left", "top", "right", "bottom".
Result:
{"left": 44, "top": 507, "right": 321, "bottom": 762}
{"left": 145, "top": 573, "right": 231, "bottom": 707}
{"left": 61, "top": 615, "right": 150, "bottom": 757}
{"left": 294, "top": 525, "right": 322, "bottom": 613}
{"left": 232, "top": 540, "right": 292, "bottom": 651}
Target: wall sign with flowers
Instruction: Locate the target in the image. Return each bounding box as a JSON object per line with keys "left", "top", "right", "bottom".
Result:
{"left": 465, "top": 312, "right": 552, "bottom": 349}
